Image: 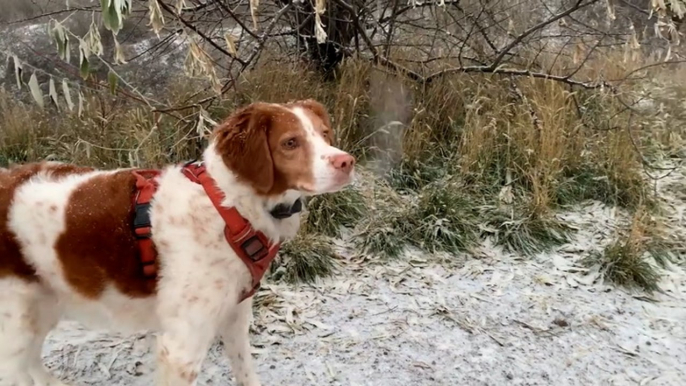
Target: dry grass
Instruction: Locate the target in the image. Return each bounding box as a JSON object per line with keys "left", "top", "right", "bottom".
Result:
{"left": 0, "top": 88, "right": 203, "bottom": 168}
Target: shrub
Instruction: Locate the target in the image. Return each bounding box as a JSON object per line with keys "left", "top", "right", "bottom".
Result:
{"left": 270, "top": 232, "right": 338, "bottom": 284}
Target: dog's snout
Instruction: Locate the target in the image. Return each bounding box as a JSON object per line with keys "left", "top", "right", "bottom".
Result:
{"left": 329, "top": 153, "right": 355, "bottom": 174}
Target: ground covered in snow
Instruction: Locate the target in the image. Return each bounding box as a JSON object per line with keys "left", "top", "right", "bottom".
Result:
{"left": 43, "top": 170, "right": 686, "bottom": 386}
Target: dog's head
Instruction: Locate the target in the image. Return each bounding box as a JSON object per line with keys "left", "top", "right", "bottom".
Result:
{"left": 211, "top": 99, "right": 355, "bottom": 197}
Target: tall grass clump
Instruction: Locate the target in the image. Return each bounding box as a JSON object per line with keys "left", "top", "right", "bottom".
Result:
{"left": 357, "top": 177, "right": 482, "bottom": 258}
{"left": 480, "top": 199, "right": 571, "bottom": 255}
{"left": 581, "top": 209, "right": 672, "bottom": 293}
{"left": 355, "top": 182, "right": 410, "bottom": 259}
{"left": 270, "top": 231, "right": 338, "bottom": 284}
{"left": 404, "top": 179, "right": 480, "bottom": 254}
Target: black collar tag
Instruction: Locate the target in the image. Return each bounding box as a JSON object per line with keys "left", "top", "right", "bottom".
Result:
{"left": 269, "top": 198, "right": 304, "bottom": 219}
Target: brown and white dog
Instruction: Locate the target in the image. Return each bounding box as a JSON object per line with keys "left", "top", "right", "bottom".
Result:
{"left": 0, "top": 100, "right": 355, "bottom": 386}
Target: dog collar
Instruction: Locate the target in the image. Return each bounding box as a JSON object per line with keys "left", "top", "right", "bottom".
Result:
{"left": 269, "top": 198, "right": 304, "bottom": 219}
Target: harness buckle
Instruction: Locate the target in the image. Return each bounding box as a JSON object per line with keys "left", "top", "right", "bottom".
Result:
{"left": 240, "top": 235, "right": 268, "bottom": 261}
{"left": 181, "top": 160, "right": 204, "bottom": 182}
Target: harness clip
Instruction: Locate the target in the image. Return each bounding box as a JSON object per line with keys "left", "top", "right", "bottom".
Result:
{"left": 241, "top": 235, "right": 268, "bottom": 261}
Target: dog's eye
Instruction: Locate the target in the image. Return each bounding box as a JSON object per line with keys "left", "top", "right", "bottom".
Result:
{"left": 321, "top": 130, "right": 333, "bottom": 143}
{"left": 282, "top": 138, "right": 299, "bottom": 150}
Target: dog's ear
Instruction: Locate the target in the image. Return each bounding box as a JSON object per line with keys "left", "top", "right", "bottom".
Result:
{"left": 213, "top": 103, "right": 274, "bottom": 195}
{"left": 292, "top": 99, "right": 332, "bottom": 128}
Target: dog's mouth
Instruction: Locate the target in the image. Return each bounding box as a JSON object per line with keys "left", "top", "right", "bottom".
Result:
{"left": 299, "top": 173, "right": 355, "bottom": 195}
{"left": 294, "top": 184, "right": 316, "bottom": 195}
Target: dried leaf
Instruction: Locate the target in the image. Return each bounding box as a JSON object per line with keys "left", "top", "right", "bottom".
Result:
{"left": 122, "top": 0, "right": 133, "bottom": 15}
{"left": 113, "top": 34, "right": 127, "bottom": 64}
{"left": 49, "top": 77, "right": 59, "bottom": 108}
{"left": 175, "top": 0, "right": 187, "bottom": 14}
{"left": 224, "top": 32, "right": 238, "bottom": 57}
{"left": 78, "top": 91, "right": 85, "bottom": 117}
{"left": 184, "top": 38, "right": 221, "bottom": 94}
{"left": 28, "top": 73, "right": 44, "bottom": 109}
{"left": 250, "top": 0, "right": 259, "bottom": 30}
{"left": 101, "top": 0, "right": 122, "bottom": 33}
{"left": 50, "top": 21, "right": 70, "bottom": 62}
{"left": 108, "top": 70, "right": 118, "bottom": 95}
{"left": 667, "top": 21, "right": 681, "bottom": 45}
{"left": 85, "top": 21, "right": 104, "bottom": 57}
{"left": 629, "top": 27, "right": 640, "bottom": 50}
{"left": 314, "top": 16, "right": 327, "bottom": 44}
{"left": 572, "top": 41, "right": 585, "bottom": 65}
{"left": 314, "top": 0, "right": 327, "bottom": 44}
{"left": 79, "top": 47, "right": 90, "bottom": 80}
{"left": 315, "top": 0, "right": 326, "bottom": 14}
{"left": 65, "top": 38, "right": 71, "bottom": 64}
{"left": 196, "top": 108, "right": 217, "bottom": 136}
{"left": 507, "top": 18, "right": 515, "bottom": 35}
{"left": 12, "top": 55, "right": 22, "bottom": 89}
{"left": 195, "top": 113, "right": 206, "bottom": 136}
{"left": 201, "top": 108, "right": 217, "bottom": 126}
{"left": 62, "top": 79, "right": 75, "bottom": 112}
{"left": 623, "top": 25, "right": 642, "bottom": 63}
{"left": 606, "top": 0, "right": 616, "bottom": 20}
{"left": 675, "top": 1, "right": 686, "bottom": 18}
{"left": 84, "top": 141, "right": 92, "bottom": 159}
{"left": 148, "top": 0, "right": 165, "bottom": 37}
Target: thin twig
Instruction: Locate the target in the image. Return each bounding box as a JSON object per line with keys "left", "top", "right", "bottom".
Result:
{"left": 158, "top": 0, "right": 248, "bottom": 66}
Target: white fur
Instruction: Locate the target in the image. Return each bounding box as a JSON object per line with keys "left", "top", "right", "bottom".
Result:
{"left": 0, "top": 278, "right": 66, "bottom": 386}
{"left": 0, "top": 115, "right": 354, "bottom": 386}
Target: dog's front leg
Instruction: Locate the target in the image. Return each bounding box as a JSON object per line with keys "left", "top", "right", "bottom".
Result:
{"left": 221, "top": 297, "right": 261, "bottom": 386}
{"left": 155, "top": 303, "right": 220, "bottom": 386}
{"left": 156, "top": 327, "right": 215, "bottom": 386}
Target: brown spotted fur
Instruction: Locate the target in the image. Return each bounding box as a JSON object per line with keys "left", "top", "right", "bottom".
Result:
{"left": 54, "top": 170, "right": 157, "bottom": 298}
{"left": 213, "top": 100, "right": 333, "bottom": 196}
{"left": 0, "top": 162, "right": 93, "bottom": 282}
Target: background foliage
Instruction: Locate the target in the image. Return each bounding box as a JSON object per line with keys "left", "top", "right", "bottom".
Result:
{"left": 1, "top": 0, "right": 685, "bottom": 292}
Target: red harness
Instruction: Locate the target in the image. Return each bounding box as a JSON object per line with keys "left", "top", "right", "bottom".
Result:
{"left": 131, "top": 162, "right": 281, "bottom": 302}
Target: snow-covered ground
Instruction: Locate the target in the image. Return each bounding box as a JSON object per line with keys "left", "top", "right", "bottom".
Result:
{"left": 42, "top": 167, "right": 686, "bottom": 386}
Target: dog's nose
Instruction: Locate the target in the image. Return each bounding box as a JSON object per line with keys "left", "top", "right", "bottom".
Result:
{"left": 329, "top": 153, "right": 355, "bottom": 174}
